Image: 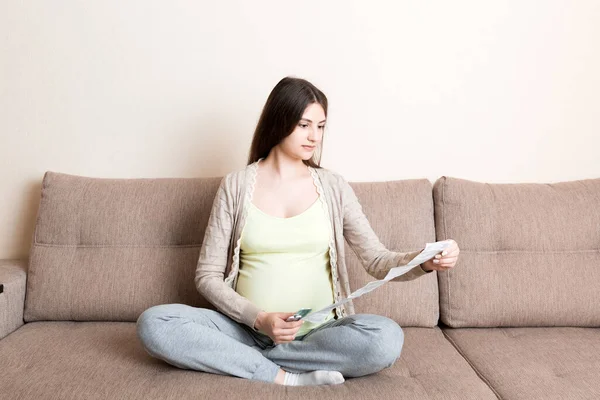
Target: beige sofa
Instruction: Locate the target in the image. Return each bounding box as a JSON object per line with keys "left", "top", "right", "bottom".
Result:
{"left": 1, "top": 171, "right": 599, "bottom": 399}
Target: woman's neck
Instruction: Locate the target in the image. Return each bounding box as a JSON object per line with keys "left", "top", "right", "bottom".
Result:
{"left": 260, "top": 151, "right": 309, "bottom": 182}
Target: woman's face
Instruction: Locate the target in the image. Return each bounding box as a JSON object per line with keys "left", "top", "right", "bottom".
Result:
{"left": 278, "top": 102, "right": 327, "bottom": 161}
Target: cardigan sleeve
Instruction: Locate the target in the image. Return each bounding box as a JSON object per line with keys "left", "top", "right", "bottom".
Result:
{"left": 340, "top": 175, "right": 434, "bottom": 282}
{"left": 194, "top": 174, "right": 264, "bottom": 330}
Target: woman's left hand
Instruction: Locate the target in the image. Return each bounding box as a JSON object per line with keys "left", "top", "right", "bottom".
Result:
{"left": 422, "top": 239, "right": 460, "bottom": 271}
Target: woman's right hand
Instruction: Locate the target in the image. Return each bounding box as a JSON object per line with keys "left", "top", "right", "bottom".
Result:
{"left": 254, "top": 311, "right": 304, "bottom": 344}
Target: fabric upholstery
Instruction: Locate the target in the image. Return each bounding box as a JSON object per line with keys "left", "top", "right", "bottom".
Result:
{"left": 24, "top": 172, "right": 221, "bottom": 321}
{"left": 0, "top": 322, "right": 497, "bottom": 400}
{"left": 443, "top": 327, "right": 600, "bottom": 399}
{"left": 344, "top": 180, "right": 438, "bottom": 327}
{"left": 433, "top": 176, "right": 600, "bottom": 327}
{"left": 25, "top": 171, "right": 437, "bottom": 327}
{"left": 0, "top": 260, "right": 27, "bottom": 339}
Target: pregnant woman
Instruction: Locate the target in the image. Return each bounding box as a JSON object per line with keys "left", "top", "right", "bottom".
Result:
{"left": 136, "top": 76, "right": 460, "bottom": 386}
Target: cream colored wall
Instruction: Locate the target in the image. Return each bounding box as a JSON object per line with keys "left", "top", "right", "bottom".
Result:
{"left": 1, "top": 1, "right": 599, "bottom": 259}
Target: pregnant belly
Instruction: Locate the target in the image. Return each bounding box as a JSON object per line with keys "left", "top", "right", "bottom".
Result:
{"left": 236, "top": 258, "right": 334, "bottom": 314}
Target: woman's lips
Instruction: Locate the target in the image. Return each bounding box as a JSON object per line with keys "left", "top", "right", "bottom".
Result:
{"left": 302, "top": 145, "right": 315, "bottom": 150}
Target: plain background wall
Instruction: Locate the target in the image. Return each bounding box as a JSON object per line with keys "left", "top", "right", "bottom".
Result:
{"left": 1, "top": 0, "right": 599, "bottom": 259}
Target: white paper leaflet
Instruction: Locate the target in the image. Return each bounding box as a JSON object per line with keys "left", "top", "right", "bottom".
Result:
{"left": 302, "top": 240, "right": 454, "bottom": 323}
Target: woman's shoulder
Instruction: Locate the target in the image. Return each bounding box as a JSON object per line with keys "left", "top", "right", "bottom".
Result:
{"left": 219, "top": 166, "right": 247, "bottom": 191}
{"left": 218, "top": 162, "right": 259, "bottom": 193}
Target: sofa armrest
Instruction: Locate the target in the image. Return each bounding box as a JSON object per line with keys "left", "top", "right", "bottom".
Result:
{"left": 0, "top": 259, "right": 28, "bottom": 340}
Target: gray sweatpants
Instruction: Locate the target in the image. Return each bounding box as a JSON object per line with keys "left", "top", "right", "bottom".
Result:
{"left": 136, "top": 303, "right": 404, "bottom": 383}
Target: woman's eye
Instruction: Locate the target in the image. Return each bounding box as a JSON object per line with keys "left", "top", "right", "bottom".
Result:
{"left": 299, "top": 124, "right": 325, "bottom": 129}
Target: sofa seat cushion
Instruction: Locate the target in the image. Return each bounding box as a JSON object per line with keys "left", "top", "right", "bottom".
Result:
{"left": 443, "top": 327, "right": 600, "bottom": 400}
{"left": 0, "top": 322, "right": 496, "bottom": 400}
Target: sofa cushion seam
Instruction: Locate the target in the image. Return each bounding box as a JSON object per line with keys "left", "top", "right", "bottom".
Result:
{"left": 31, "top": 243, "right": 202, "bottom": 248}
{"left": 442, "top": 177, "right": 452, "bottom": 325}
{"left": 441, "top": 330, "right": 503, "bottom": 400}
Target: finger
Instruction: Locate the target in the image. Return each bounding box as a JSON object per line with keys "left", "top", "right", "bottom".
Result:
{"left": 275, "top": 327, "right": 302, "bottom": 336}
{"left": 433, "top": 259, "right": 456, "bottom": 267}
{"left": 435, "top": 251, "right": 458, "bottom": 259}
{"left": 440, "top": 248, "right": 459, "bottom": 257}
{"left": 277, "top": 322, "right": 304, "bottom": 331}
{"left": 436, "top": 255, "right": 458, "bottom": 263}
{"left": 441, "top": 256, "right": 457, "bottom": 262}
{"left": 439, "top": 256, "right": 458, "bottom": 264}
{"left": 275, "top": 336, "right": 295, "bottom": 344}
{"left": 277, "top": 314, "right": 296, "bottom": 324}
{"left": 283, "top": 319, "right": 304, "bottom": 327}
{"left": 278, "top": 322, "right": 303, "bottom": 330}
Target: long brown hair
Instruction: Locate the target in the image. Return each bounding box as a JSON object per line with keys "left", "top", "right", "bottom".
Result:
{"left": 247, "top": 76, "right": 328, "bottom": 168}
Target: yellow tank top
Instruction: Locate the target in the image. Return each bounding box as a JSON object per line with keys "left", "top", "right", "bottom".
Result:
{"left": 236, "top": 194, "right": 336, "bottom": 337}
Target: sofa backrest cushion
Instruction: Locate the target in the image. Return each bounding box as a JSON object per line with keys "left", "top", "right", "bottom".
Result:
{"left": 345, "top": 180, "right": 438, "bottom": 327}
{"left": 25, "top": 171, "right": 438, "bottom": 325}
{"left": 433, "top": 176, "right": 600, "bottom": 327}
{"left": 24, "top": 172, "right": 219, "bottom": 322}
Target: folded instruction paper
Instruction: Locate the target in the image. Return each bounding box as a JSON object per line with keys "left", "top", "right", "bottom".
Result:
{"left": 302, "top": 239, "right": 454, "bottom": 323}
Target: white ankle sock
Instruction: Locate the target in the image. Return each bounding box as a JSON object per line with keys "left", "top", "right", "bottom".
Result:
{"left": 283, "top": 370, "right": 345, "bottom": 386}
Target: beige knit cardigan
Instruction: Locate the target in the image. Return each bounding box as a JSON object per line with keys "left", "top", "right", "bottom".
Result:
{"left": 195, "top": 158, "right": 432, "bottom": 331}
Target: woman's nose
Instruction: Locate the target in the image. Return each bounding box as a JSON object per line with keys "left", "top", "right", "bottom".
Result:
{"left": 309, "top": 128, "right": 321, "bottom": 142}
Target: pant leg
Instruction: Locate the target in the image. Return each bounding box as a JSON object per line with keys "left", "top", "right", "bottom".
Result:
{"left": 136, "top": 303, "right": 280, "bottom": 383}
{"left": 260, "top": 313, "right": 404, "bottom": 378}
